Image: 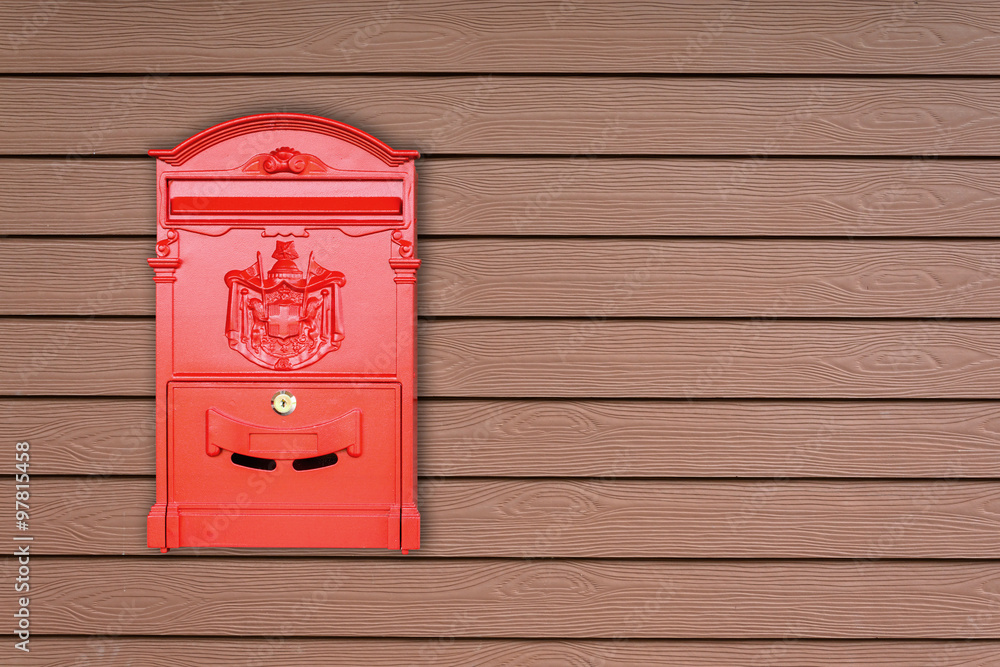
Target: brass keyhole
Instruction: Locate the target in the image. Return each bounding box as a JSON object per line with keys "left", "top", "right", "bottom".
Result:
{"left": 272, "top": 391, "right": 296, "bottom": 416}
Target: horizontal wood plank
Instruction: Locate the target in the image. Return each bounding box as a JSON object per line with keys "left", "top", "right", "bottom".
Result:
{"left": 423, "top": 319, "right": 1000, "bottom": 398}
{"left": 0, "top": 398, "right": 154, "bottom": 476}
{"left": 5, "top": 398, "right": 1000, "bottom": 478}
{"left": 7, "top": 477, "right": 1000, "bottom": 558}
{"left": 19, "top": 637, "right": 1000, "bottom": 667}
{"left": 0, "top": 319, "right": 155, "bottom": 397}
{"left": 8, "top": 157, "right": 1000, "bottom": 237}
{"left": 6, "top": 558, "right": 1000, "bottom": 637}
{"left": 0, "top": 398, "right": 1000, "bottom": 479}
{"left": 420, "top": 157, "right": 1000, "bottom": 237}
{"left": 3, "top": 77, "right": 1000, "bottom": 155}
{"left": 0, "top": 158, "right": 154, "bottom": 236}
{"left": 3, "top": 1, "right": 1000, "bottom": 74}
{"left": 5, "top": 318, "right": 1000, "bottom": 398}
{"left": 7, "top": 237, "right": 1000, "bottom": 317}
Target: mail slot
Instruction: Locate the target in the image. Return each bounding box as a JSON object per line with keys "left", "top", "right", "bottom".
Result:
{"left": 146, "top": 114, "right": 421, "bottom": 552}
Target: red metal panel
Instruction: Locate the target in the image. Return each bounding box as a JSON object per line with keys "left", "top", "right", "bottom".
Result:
{"left": 147, "top": 114, "right": 420, "bottom": 552}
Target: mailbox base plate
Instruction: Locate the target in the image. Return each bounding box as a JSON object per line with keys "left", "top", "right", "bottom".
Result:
{"left": 168, "top": 507, "right": 402, "bottom": 549}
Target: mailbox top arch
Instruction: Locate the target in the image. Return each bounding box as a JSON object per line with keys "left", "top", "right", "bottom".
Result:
{"left": 149, "top": 113, "right": 419, "bottom": 168}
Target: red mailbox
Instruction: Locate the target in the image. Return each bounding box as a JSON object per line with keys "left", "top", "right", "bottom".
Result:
{"left": 146, "top": 114, "right": 420, "bottom": 552}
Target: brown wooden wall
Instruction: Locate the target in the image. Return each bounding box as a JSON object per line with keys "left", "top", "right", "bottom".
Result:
{"left": 3, "top": 1, "right": 1000, "bottom": 664}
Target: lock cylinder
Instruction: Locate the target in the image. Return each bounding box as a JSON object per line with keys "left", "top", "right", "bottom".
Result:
{"left": 271, "top": 391, "right": 296, "bottom": 415}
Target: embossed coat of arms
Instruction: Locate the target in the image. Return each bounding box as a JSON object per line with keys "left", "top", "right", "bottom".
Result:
{"left": 224, "top": 240, "right": 345, "bottom": 370}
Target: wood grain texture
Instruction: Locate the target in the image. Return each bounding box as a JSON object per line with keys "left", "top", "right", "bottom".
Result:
{"left": 419, "top": 399, "right": 1000, "bottom": 478}
{"left": 0, "top": 319, "right": 155, "bottom": 397}
{"left": 6, "top": 398, "right": 1000, "bottom": 478}
{"left": 4, "top": 76, "right": 1000, "bottom": 155}
{"left": 419, "top": 157, "right": 1000, "bottom": 237}
{"left": 421, "top": 319, "right": 1000, "bottom": 398}
{"left": 3, "top": 1, "right": 1000, "bottom": 74}
{"left": 6, "top": 318, "right": 1000, "bottom": 398}
{"left": 9, "top": 237, "right": 1000, "bottom": 318}
{"left": 5, "top": 1, "right": 1000, "bottom": 653}
{"left": 0, "top": 239, "right": 152, "bottom": 316}
{"left": 19, "top": 637, "right": 1000, "bottom": 667}
{"left": 7, "top": 558, "right": 1000, "bottom": 637}
{"left": 0, "top": 399, "right": 154, "bottom": 476}
{"left": 0, "top": 158, "right": 154, "bottom": 236}
{"left": 422, "top": 238, "right": 1000, "bottom": 317}
{"left": 8, "top": 157, "right": 1000, "bottom": 237}
{"left": 9, "top": 477, "right": 1000, "bottom": 558}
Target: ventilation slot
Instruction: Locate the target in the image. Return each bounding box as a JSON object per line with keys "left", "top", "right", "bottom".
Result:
{"left": 293, "top": 452, "right": 339, "bottom": 471}
{"left": 231, "top": 452, "right": 277, "bottom": 471}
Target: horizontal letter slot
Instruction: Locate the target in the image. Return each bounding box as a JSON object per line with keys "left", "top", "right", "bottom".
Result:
{"left": 170, "top": 196, "right": 402, "bottom": 216}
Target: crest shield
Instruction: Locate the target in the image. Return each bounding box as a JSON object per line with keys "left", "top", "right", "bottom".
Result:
{"left": 224, "top": 241, "right": 345, "bottom": 370}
